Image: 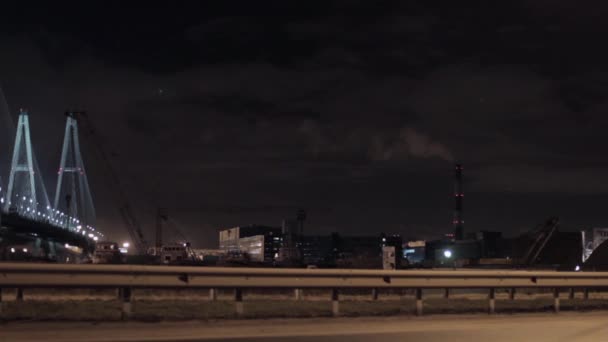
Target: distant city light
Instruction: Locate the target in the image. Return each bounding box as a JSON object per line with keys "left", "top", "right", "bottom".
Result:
{"left": 65, "top": 244, "right": 70, "bottom": 248}
{"left": 443, "top": 250, "right": 453, "bottom": 258}
{"left": 10, "top": 248, "right": 15, "bottom": 253}
{"left": 93, "top": 236, "right": 98, "bottom": 241}
{"left": 575, "top": 265, "right": 581, "bottom": 272}
{"left": 22, "top": 248, "right": 28, "bottom": 253}
{"left": 122, "top": 242, "right": 130, "bottom": 248}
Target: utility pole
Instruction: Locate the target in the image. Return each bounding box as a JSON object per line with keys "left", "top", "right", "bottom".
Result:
{"left": 155, "top": 208, "right": 168, "bottom": 254}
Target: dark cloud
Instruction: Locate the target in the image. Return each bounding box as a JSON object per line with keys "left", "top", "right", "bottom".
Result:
{"left": 1, "top": 2, "right": 608, "bottom": 246}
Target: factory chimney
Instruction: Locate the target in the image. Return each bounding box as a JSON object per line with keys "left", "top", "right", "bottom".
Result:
{"left": 453, "top": 163, "right": 464, "bottom": 240}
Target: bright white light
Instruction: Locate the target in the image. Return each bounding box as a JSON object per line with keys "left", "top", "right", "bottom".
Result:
{"left": 443, "top": 250, "right": 453, "bottom": 258}
{"left": 88, "top": 233, "right": 94, "bottom": 238}
{"left": 65, "top": 244, "right": 70, "bottom": 248}
{"left": 82, "top": 231, "right": 86, "bottom": 236}
{"left": 76, "top": 225, "right": 82, "bottom": 229}
{"left": 0, "top": 198, "right": 4, "bottom": 204}
{"left": 29, "top": 198, "right": 32, "bottom": 203}
{"left": 22, "top": 248, "right": 28, "bottom": 253}
{"left": 122, "top": 242, "right": 130, "bottom": 248}
{"left": 10, "top": 248, "right": 15, "bottom": 253}
{"left": 22, "top": 196, "right": 26, "bottom": 201}
{"left": 93, "top": 236, "right": 98, "bottom": 241}
{"left": 575, "top": 265, "right": 581, "bottom": 272}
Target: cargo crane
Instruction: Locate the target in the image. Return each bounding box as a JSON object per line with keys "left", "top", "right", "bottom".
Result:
{"left": 68, "top": 111, "right": 149, "bottom": 256}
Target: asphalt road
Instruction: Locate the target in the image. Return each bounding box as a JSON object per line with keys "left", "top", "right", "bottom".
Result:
{"left": 3, "top": 312, "right": 608, "bottom": 342}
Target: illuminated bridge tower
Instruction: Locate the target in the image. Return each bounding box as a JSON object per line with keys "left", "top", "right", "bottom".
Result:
{"left": 4, "top": 109, "right": 51, "bottom": 218}
{"left": 453, "top": 163, "right": 464, "bottom": 240}
{"left": 54, "top": 112, "right": 95, "bottom": 231}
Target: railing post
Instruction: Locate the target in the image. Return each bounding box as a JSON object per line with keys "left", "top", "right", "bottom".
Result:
{"left": 331, "top": 289, "right": 340, "bottom": 317}
{"left": 235, "top": 288, "right": 244, "bottom": 317}
{"left": 371, "top": 288, "right": 379, "bottom": 301}
{"left": 209, "top": 288, "right": 217, "bottom": 301}
{"left": 120, "top": 287, "right": 132, "bottom": 320}
{"left": 488, "top": 288, "right": 495, "bottom": 314}
{"left": 16, "top": 288, "right": 23, "bottom": 302}
{"left": 415, "top": 288, "right": 423, "bottom": 316}
{"left": 584, "top": 288, "right": 589, "bottom": 300}
{"left": 569, "top": 288, "right": 575, "bottom": 300}
{"left": 553, "top": 288, "right": 560, "bottom": 313}
{"left": 444, "top": 288, "right": 450, "bottom": 299}
{"left": 294, "top": 288, "right": 302, "bottom": 301}
{"left": 509, "top": 287, "right": 516, "bottom": 300}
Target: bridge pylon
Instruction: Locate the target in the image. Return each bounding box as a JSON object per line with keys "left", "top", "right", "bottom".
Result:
{"left": 4, "top": 109, "right": 51, "bottom": 218}
{"left": 54, "top": 112, "right": 95, "bottom": 230}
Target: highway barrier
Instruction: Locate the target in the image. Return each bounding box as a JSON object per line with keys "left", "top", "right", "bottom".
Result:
{"left": 0, "top": 263, "right": 607, "bottom": 318}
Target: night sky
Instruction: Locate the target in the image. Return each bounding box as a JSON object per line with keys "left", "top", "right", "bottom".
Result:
{"left": 0, "top": 2, "right": 607, "bottom": 247}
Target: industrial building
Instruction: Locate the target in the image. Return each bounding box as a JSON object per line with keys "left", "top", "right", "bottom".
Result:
{"left": 218, "top": 225, "right": 282, "bottom": 263}
{"left": 403, "top": 240, "right": 425, "bottom": 265}
{"left": 296, "top": 233, "right": 403, "bottom": 268}
{"left": 217, "top": 223, "right": 405, "bottom": 268}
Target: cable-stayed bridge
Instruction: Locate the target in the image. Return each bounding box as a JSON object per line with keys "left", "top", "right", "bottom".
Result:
{"left": 0, "top": 109, "right": 103, "bottom": 262}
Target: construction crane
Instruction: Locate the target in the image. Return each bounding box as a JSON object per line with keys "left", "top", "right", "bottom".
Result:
{"left": 68, "top": 111, "right": 149, "bottom": 255}
{"left": 154, "top": 208, "right": 192, "bottom": 250}
{"left": 521, "top": 217, "right": 559, "bottom": 266}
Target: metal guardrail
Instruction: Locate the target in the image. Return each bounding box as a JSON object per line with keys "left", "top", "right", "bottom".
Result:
{"left": 1, "top": 263, "right": 607, "bottom": 317}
